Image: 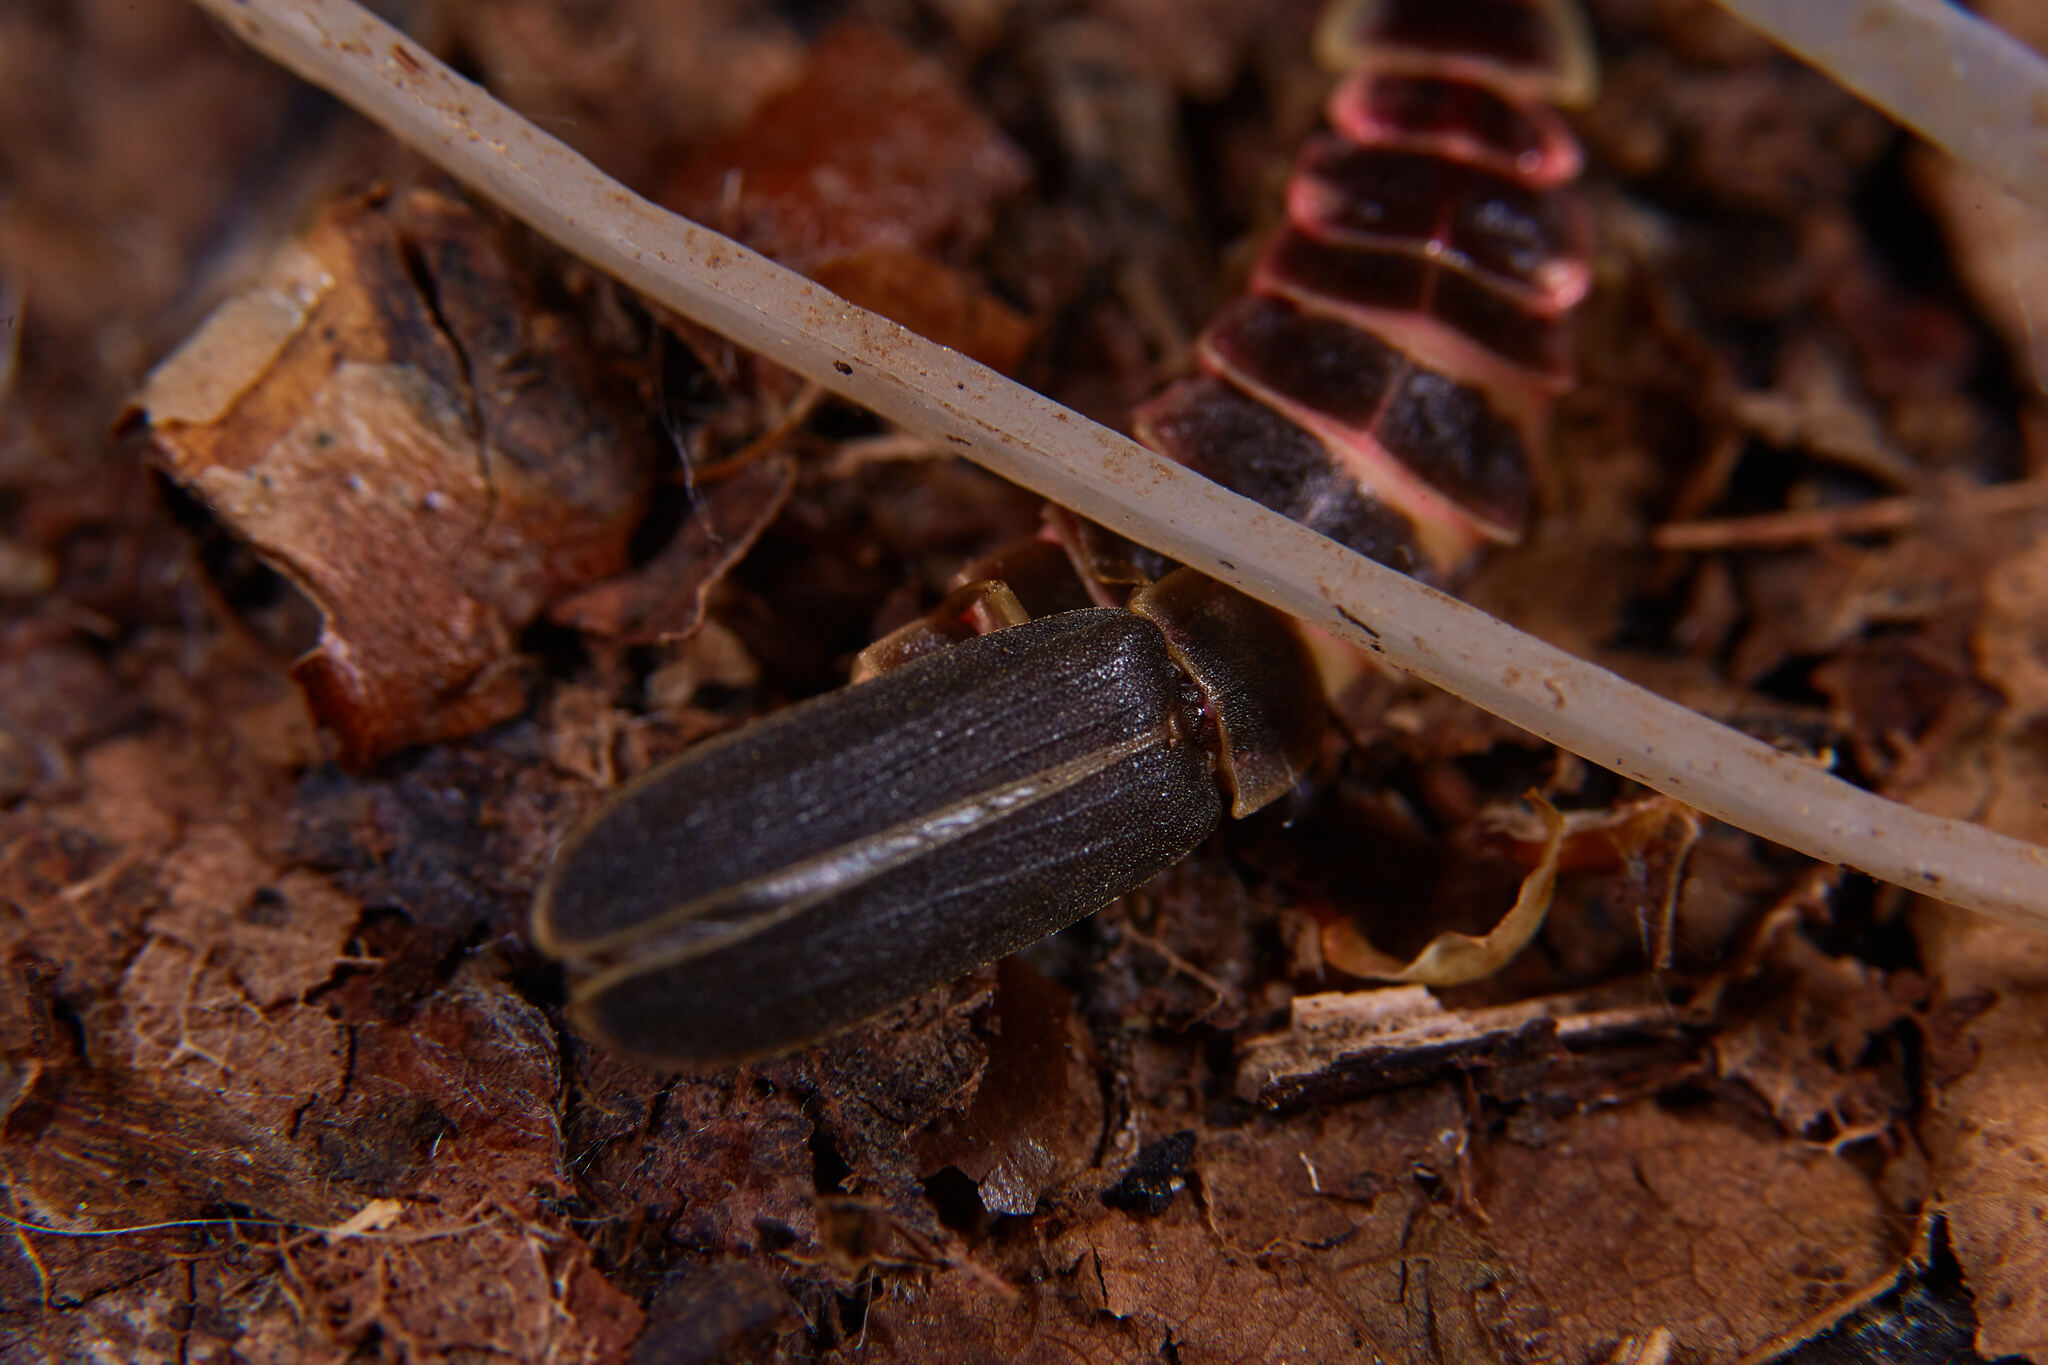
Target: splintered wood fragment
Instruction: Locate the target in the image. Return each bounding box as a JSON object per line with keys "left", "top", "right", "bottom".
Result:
{"left": 181, "top": 0, "right": 2048, "bottom": 930}
{"left": 1236, "top": 984, "right": 1708, "bottom": 1109}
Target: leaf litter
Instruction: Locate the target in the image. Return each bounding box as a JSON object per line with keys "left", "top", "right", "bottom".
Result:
{"left": 4, "top": 0, "right": 2048, "bottom": 1361}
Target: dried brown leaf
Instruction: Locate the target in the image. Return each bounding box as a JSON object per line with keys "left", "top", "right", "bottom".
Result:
{"left": 454, "top": 0, "right": 805, "bottom": 177}
{"left": 1051, "top": 1087, "right": 1486, "bottom": 1364}
{"left": 1709, "top": 925, "right": 1918, "bottom": 1148}
{"left": 1729, "top": 339, "right": 1918, "bottom": 488}
{"left": 913, "top": 960, "right": 1103, "bottom": 1215}
{"left": 811, "top": 247, "right": 1036, "bottom": 372}
{"left": 1478, "top": 1100, "right": 1906, "bottom": 1360}
{"left": 659, "top": 25, "right": 1034, "bottom": 367}
{"left": 1733, "top": 539, "right": 1974, "bottom": 683}
{"left": 115, "top": 936, "right": 348, "bottom": 1133}
{"left": 1890, "top": 732, "right": 2048, "bottom": 1351}
{"left": 150, "top": 824, "right": 359, "bottom": 1006}
{"left": 659, "top": 26, "right": 1028, "bottom": 274}
{"left": 1914, "top": 899, "right": 2048, "bottom": 1360}
{"left": 571, "top": 1061, "right": 820, "bottom": 1261}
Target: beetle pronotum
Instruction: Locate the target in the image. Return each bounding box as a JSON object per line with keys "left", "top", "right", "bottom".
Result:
{"left": 189, "top": 0, "right": 2048, "bottom": 987}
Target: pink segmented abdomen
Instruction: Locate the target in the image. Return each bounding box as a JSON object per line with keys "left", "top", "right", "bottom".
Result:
{"left": 1133, "top": 0, "right": 1597, "bottom": 582}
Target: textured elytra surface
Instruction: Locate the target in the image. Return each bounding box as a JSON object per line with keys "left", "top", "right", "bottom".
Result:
{"left": 544, "top": 611, "right": 1221, "bottom": 1067}
{"left": 3, "top": 0, "right": 2047, "bottom": 1361}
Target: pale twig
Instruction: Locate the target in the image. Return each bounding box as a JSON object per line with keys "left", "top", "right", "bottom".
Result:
{"left": 1713, "top": 0, "right": 2048, "bottom": 214}
{"left": 180, "top": 0, "right": 2047, "bottom": 929}
{"left": 1655, "top": 476, "right": 2048, "bottom": 551}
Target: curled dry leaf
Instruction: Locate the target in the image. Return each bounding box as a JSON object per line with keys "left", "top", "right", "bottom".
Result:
{"left": 139, "top": 186, "right": 657, "bottom": 765}
{"left": 1477, "top": 792, "right": 1706, "bottom": 880}
{"left": 1320, "top": 795, "right": 1567, "bottom": 986}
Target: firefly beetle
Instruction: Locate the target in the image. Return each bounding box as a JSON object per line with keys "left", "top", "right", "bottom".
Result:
{"left": 532, "top": 556, "right": 1323, "bottom": 1068}
{"left": 533, "top": 0, "right": 1596, "bottom": 1065}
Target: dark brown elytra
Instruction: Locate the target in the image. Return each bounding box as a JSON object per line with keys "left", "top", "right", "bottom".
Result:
{"left": 535, "top": 566, "right": 1324, "bottom": 1068}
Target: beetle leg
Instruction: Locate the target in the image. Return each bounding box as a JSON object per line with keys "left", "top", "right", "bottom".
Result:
{"left": 851, "top": 578, "right": 1031, "bottom": 681}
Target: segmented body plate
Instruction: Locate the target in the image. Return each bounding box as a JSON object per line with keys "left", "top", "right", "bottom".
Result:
{"left": 1136, "top": 0, "right": 1596, "bottom": 581}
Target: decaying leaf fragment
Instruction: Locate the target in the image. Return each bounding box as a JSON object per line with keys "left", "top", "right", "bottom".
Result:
{"left": 1319, "top": 795, "right": 1568, "bottom": 985}
{"left": 1709, "top": 913, "right": 1920, "bottom": 1151}
{"left": 912, "top": 959, "right": 1104, "bottom": 1216}
{"left": 139, "top": 186, "right": 657, "bottom": 765}
{"left": 1914, "top": 901, "right": 2048, "bottom": 1361}
{"left": 659, "top": 25, "right": 1036, "bottom": 370}
{"left": 1477, "top": 1100, "right": 1907, "bottom": 1360}
{"left": 549, "top": 453, "right": 795, "bottom": 645}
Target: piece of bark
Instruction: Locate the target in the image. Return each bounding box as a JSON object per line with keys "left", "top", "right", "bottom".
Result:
{"left": 140, "top": 185, "right": 658, "bottom": 765}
